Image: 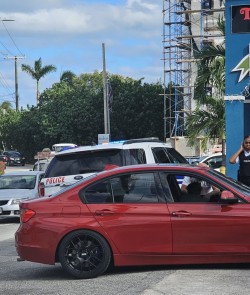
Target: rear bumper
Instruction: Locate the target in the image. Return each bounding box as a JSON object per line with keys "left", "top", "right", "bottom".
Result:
{"left": 15, "top": 229, "right": 55, "bottom": 265}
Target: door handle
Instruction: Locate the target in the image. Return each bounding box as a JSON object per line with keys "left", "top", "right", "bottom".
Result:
{"left": 172, "top": 211, "right": 192, "bottom": 217}
{"left": 95, "top": 210, "right": 115, "bottom": 216}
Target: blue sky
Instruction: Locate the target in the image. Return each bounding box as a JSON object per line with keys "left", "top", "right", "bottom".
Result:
{"left": 0, "top": 0, "right": 163, "bottom": 108}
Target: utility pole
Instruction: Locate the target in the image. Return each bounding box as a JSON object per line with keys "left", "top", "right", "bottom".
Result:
{"left": 5, "top": 55, "right": 25, "bottom": 111}
{"left": 102, "top": 43, "right": 110, "bottom": 137}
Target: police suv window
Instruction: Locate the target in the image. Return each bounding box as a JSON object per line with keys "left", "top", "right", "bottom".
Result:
{"left": 152, "top": 147, "right": 188, "bottom": 164}
{"left": 45, "top": 150, "right": 124, "bottom": 177}
{"left": 124, "top": 149, "right": 146, "bottom": 165}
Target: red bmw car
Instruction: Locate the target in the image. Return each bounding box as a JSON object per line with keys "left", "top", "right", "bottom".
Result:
{"left": 15, "top": 164, "right": 250, "bottom": 279}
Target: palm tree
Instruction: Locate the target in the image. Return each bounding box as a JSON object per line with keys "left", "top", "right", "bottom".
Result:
{"left": 185, "top": 97, "right": 225, "bottom": 154}
{"left": 21, "top": 58, "right": 57, "bottom": 105}
{"left": 193, "top": 17, "right": 225, "bottom": 102}
{"left": 185, "top": 17, "right": 226, "bottom": 168}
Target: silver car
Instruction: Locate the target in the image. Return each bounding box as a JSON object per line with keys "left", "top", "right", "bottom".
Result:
{"left": 0, "top": 171, "right": 44, "bottom": 218}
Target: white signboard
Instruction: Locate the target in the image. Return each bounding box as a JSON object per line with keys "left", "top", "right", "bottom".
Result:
{"left": 98, "top": 134, "right": 110, "bottom": 144}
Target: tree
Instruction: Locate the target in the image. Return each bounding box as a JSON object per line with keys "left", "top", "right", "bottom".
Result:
{"left": 21, "top": 58, "right": 57, "bottom": 105}
{"left": 0, "top": 101, "right": 13, "bottom": 112}
{"left": 185, "top": 17, "right": 226, "bottom": 167}
{"left": 60, "top": 70, "right": 77, "bottom": 86}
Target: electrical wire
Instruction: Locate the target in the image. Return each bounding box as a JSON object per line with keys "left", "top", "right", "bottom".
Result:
{"left": 1, "top": 21, "right": 24, "bottom": 56}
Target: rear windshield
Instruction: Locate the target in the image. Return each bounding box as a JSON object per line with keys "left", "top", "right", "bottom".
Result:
{"left": 44, "top": 149, "right": 126, "bottom": 177}
{"left": 0, "top": 175, "right": 36, "bottom": 189}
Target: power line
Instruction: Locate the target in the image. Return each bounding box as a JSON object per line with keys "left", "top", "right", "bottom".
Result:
{"left": 1, "top": 21, "right": 24, "bottom": 56}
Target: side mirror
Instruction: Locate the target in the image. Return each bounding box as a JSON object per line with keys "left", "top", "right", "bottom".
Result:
{"left": 220, "top": 191, "right": 238, "bottom": 204}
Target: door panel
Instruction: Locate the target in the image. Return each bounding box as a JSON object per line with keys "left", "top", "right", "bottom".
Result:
{"left": 168, "top": 203, "right": 250, "bottom": 254}
{"left": 87, "top": 203, "right": 172, "bottom": 254}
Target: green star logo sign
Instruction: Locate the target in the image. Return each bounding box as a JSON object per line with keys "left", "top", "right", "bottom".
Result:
{"left": 232, "top": 53, "right": 250, "bottom": 82}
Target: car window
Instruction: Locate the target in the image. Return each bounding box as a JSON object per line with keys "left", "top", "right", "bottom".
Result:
{"left": 82, "top": 172, "right": 160, "bottom": 204}
{"left": 205, "top": 156, "right": 222, "bottom": 169}
{"left": 152, "top": 147, "right": 188, "bottom": 164}
{"left": 0, "top": 175, "right": 37, "bottom": 189}
{"left": 45, "top": 149, "right": 125, "bottom": 177}
{"left": 162, "top": 172, "right": 224, "bottom": 203}
{"left": 33, "top": 163, "right": 48, "bottom": 171}
{"left": 124, "top": 149, "right": 146, "bottom": 165}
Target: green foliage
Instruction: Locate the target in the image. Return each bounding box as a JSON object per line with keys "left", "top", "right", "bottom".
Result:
{"left": 1, "top": 71, "right": 165, "bottom": 162}
{"left": 186, "top": 17, "right": 226, "bottom": 155}
{"left": 185, "top": 97, "right": 225, "bottom": 150}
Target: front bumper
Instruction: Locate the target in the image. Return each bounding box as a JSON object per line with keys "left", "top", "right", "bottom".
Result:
{"left": 0, "top": 204, "right": 20, "bottom": 217}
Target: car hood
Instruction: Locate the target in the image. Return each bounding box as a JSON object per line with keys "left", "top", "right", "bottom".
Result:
{"left": 0, "top": 189, "right": 36, "bottom": 200}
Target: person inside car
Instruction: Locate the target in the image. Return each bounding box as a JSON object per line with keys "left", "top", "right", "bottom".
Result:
{"left": 180, "top": 163, "right": 220, "bottom": 201}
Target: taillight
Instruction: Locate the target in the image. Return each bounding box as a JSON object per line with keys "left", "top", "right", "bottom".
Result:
{"left": 38, "top": 182, "right": 45, "bottom": 197}
{"left": 20, "top": 209, "right": 36, "bottom": 223}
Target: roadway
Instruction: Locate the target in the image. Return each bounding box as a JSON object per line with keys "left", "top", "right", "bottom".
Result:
{"left": 1, "top": 166, "right": 250, "bottom": 294}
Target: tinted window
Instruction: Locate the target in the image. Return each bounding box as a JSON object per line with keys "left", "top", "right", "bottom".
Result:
{"left": 4, "top": 151, "right": 22, "bottom": 157}
{"left": 204, "top": 156, "right": 222, "bottom": 169}
{"left": 45, "top": 149, "right": 124, "bottom": 177}
{"left": 83, "top": 173, "right": 159, "bottom": 204}
{"left": 152, "top": 147, "right": 188, "bottom": 164}
{"left": 124, "top": 149, "right": 146, "bottom": 165}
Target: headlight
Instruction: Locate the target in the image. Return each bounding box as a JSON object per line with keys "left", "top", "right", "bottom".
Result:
{"left": 10, "top": 157, "right": 15, "bottom": 160}
{"left": 10, "top": 198, "right": 29, "bottom": 205}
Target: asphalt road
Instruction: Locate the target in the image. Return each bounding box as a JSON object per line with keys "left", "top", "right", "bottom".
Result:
{"left": 1, "top": 218, "right": 250, "bottom": 295}
{"left": 1, "top": 166, "right": 250, "bottom": 294}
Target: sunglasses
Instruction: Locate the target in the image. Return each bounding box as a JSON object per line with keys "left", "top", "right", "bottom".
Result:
{"left": 244, "top": 142, "right": 250, "bottom": 145}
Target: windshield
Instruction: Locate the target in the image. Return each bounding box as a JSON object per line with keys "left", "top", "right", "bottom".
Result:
{"left": 208, "top": 169, "right": 250, "bottom": 197}
{"left": 45, "top": 149, "right": 125, "bottom": 177}
{"left": 8, "top": 152, "right": 22, "bottom": 157}
{"left": 0, "top": 175, "right": 36, "bottom": 189}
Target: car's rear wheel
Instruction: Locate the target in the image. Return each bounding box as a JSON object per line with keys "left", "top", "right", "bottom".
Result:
{"left": 58, "top": 230, "right": 111, "bottom": 279}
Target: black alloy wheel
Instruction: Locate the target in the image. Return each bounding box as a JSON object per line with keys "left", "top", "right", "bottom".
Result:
{"left": 58, "top": 230, "right": 111, "bottom": 279}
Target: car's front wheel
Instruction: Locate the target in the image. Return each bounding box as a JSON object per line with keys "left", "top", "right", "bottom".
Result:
{"left": 58, "top": 230, "right": 111, "bottom": 279}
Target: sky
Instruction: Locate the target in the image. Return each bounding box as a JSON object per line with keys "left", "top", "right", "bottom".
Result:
{"left": 0, "top": 0, "right": 163, "bottom": 109}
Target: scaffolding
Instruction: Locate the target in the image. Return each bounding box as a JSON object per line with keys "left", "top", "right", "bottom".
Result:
{"left": 162, "top": 0, "right": 225, "bottom": 140}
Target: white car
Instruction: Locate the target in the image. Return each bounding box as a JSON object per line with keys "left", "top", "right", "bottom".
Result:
{"left": 33, "top": 158, "right": 52, "bottom": 171}
{"left": 199, "top": 153, "right": 223, "bottom": 171}
{"left": 0, "top": 171, "right": 44, "bottom": 218}
{"left": 39, "top": 137, "right": 188, "bottom": 197}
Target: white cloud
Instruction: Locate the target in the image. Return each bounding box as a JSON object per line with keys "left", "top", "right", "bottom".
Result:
{"left": 0, "top": 0, "right": 163, "bottom": 107}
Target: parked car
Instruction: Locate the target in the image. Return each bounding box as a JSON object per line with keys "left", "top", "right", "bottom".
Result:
{"left": 33, "top": 158, "right": 52, "bottom": 172}
{"left": 0, "top": 171, "right": 44, "bottom": 218}
{"left": 15, "top": 164, "right": 250, "bottom": 279}
{"left": 2, "top": 151, "right": 26, "bottom": 166}
{"left": 199, "top": 153, "right": 223, "bottom": 171}
{"left": 185, "top": 156, "right": 201, "bottom": 165}
{"left": 39, "top": 137, "right": 188, "bottom": 197}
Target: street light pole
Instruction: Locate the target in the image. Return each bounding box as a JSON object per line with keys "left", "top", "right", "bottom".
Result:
{"left": 102, "top": 43, "right": 110, "bottom": 137}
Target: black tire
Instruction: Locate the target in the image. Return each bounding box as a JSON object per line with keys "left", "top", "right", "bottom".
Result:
{"left": 58, "top": 230, "right": 111, "bottom": 279}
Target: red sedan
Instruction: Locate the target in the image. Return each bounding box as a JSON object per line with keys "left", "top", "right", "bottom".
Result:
{"left": 15, "top": 164, "right": 250, "bottom": 279}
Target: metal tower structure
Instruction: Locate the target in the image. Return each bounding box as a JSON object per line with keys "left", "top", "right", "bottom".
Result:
{"left": 162, "top": 0, "right": 225, "bottom": 140}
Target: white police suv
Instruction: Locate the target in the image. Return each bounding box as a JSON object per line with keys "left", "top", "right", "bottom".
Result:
{"left": 39, "top": 137, "right": 188, "bottom": 197}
